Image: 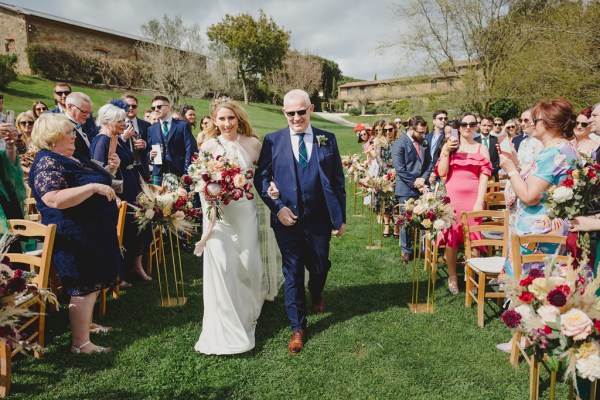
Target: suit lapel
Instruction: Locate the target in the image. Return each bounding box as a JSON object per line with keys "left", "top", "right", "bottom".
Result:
{"left": 166, "top": 120, "right": 176, "bottom": 142}
{"left": 406, "top": 135, "right": 422, "bottom": 164}
{"left": 282, "top": 128, "right": 298, "bottom": 184}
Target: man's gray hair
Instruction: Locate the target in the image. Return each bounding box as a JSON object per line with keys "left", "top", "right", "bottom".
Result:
{"left": 283, "top": 89, "right": 311, "bottom": 107}
{"left": 65, "top": 92, "right": 93, "bottom": 108}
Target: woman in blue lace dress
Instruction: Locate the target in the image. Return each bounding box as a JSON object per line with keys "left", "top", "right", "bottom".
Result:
{"left": 29, "top": 114, "right": 122, "bottom": 354}
{"left": 91, "top": 104, "right": 151, "bottom": 285}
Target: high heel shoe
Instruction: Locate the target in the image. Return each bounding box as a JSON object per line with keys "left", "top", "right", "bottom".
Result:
{"left": 448, "top": 276, "right": 459, "bottom": 295}
{"left": 383, "top": 224, "right": 391, "bottom": 238}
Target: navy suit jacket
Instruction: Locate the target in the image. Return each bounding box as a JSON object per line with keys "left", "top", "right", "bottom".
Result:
{"left": 147, "top": 118, "right": 197, "bottom": 176}
{"left": 392, "top": 133, "right": 433, "bottom": 197}
{"left": 512, "top": 132, "right": 526, "bottom": 152}
{"left": 424, "top": 130, "right": 444, "bottom": 167}
{"left": 475, "top": 134, "right": 499, "bottom": 179}
{"left": 49, "top": 106, "right": 99, "bottom": 140}
{"left": 256, "top": 126, "right": 346, "bottom": 230}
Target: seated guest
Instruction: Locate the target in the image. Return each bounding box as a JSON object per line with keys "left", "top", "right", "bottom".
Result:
{"left": 572, "top": 107, "right": 598, "bottom": 158}
{"left": 32, "top": 100, "right": 49, "bottom": 120}
{"left": 499, "top": 98, "right": 580, "bottom": 277}
{"left": 435, "top": 113, "right": 492, "bottom": 294}
{"left": 91, "top": 104, "right": 152, "bottom": 285}
{"left": 29, "top": 113, "right": 122, "bottom": 354}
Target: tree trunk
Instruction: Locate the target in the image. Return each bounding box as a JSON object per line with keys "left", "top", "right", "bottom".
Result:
{"left": 241, "top": 77, "right": 249, "bottom": 105}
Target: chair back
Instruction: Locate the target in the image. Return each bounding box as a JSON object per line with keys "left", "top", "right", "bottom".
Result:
{"left": 461, "top": 210, "right": 509, "bottom": 257}
{"left": 5, "top": 220, "right": 56, "bottom": 290}
{"left": 510, "top": 234, "right": 570, "bottom": 279}
{"left": 484, "top": 190, "right": 506, "bottom": 210}
{"left": 487, "top": 181, "right": 506, "bottom": 193}
{"left": 116, "top": 201, "right": 127, "bottom": 247}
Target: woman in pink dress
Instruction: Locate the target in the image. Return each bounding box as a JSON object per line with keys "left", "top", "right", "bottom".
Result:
{"left": 435, "top": 113, "right": 492, "bottom": 294}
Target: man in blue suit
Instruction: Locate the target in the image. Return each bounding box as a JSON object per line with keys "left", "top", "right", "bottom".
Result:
{"left": 147, "top": 95, "right": 197, "bottom": 183}
{"left": 49, "top": 82, "right": 98, "bottom": 144}
{"left": 122, "top": 93, "right": 151, "bottom": 182}
{"left": 256, "top": 89, "right": 346, "bottom": 354}
{"left": 424, "top": 109, "right": 447, "bottom": 167}
{"left": 392, "top": 116, "right": 434, "bottom": 262}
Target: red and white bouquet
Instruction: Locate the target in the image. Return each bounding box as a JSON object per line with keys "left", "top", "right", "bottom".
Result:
{"left": 358, "top": 170, "right": 396, "bottom": 205}
{"left": 342, "top": 153, "right": 368, "bottom": 183}
{"left": 187, "top": 151, "right": 254, "bottom": 220}
{"left": 395, "top": 184, "right": 454, "bottom": 235}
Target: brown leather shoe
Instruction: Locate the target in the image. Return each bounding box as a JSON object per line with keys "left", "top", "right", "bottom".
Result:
{"left": 288, "top": 329, "right": 306, "bottom": 354}
{"left": 402, "top": 252, "right": 413, "bottom": 263}
{"left": 311, "top": 297, "right": 326, "bottom": 314}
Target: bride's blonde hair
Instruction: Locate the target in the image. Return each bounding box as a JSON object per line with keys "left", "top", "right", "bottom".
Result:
{"left": 205, "top": 98, "right": 257, "bottom": 139}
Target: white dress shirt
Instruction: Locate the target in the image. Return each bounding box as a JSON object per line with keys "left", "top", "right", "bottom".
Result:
{"left": 289, "top": 125, "right": 314, "bottom": 162}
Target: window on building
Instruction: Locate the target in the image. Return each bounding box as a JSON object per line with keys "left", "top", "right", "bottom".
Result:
{"left": 4, "top": 37, "right": 15, "bottom": 53}
{"left": 93, "top": 46, "right": 109, "bottom": 56}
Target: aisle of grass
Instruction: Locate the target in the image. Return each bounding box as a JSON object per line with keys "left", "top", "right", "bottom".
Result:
{"left": 2, "top": 75, "right": 562, "bottom": 399}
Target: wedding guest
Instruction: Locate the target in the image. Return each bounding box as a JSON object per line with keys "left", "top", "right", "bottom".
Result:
{"left": 16, "top": 111, "right": 37, "bottom": 173}
{"left": 122, "top": 94, "right": 150, "bottom": 182}
{"left": 368, "top": 120, "right": 386, "bottom": 177}
{"left": 475, "top": 116, "right": 500, "bottom": 180}
{"left": 0, "top": 122, "right": 25, "bottom": 225}
{"left": 504, "top": 119, "right": 518, "bottom": 138}
{"left": 91, "top": 104, "right": 152, "bottom": 286}
{"left": 499, "top": 98, "right": 580, "bottom": 277}
{"left": 393, "top": 116, "right": 433, "bottom": 261}
{"left": 32, "top": 100, "right": 49, "bottom": 119}
{"left": 196, "top": 115, "right": 211, "bottom": 148}
{"left": 181, "top": 104, "right": 197, "bottom": 130}
{"left": 425, "top": 110, "right": 447, "bottom": 167}
{"left": 143, "top": 109, "right": 153, "bottom": 123}
{"left": 375, "top": 121, "right": 398, "bottom": 238}
{"left": 149, "top": 112, "right": 159, "bottom": 125}
{"left": 492, "top": 117, "right": 504, "bottom": 136}
{"left": 589, "top": 102, "right": 600, "bottom": 145}
{"left": 572, "top": 107, "right": 598, "bottom": 158}
{"left": 29, "top": 113, "right": 121, "bottom": 354}
{"left": 50, "top": 83, "right": 98, "bottom": 144}
{"left": 435, "top": 113, "right": 492, "bottom": 294}
{"left": 64, "top": 92, "right": 98, "bottom": 159}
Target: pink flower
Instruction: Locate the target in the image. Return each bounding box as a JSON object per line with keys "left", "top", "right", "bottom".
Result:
{"left": 233, "top": 174, "right": 247, "bottom": 188}
{"left": 561, "top": 308, "right": 593, "bottom": 340}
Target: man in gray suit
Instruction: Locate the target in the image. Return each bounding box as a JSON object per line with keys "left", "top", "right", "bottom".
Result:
{"left": 392, "top": 116, "right": 434, "bottom": 262}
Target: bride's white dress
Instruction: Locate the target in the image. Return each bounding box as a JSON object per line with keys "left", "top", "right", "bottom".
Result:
{"left": 195, "top": 136, "right": 267, "bottom": 355}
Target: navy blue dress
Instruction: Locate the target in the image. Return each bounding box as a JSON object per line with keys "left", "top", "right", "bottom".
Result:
{"left": 28, "top": 149, "right": 121, "bottom": 296}
{"left": 90, "top": 134, "right": 149, "bottom": 262}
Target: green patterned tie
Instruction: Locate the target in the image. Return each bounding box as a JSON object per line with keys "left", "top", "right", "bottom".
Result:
{"left": 162, "top": 121, "right": 168, "bottom": 136}
{"left": 298, "top": 133, "right": 308, "bottom": 168}
{"left": 483, "top": 136, "right": 489, "bottom": 148}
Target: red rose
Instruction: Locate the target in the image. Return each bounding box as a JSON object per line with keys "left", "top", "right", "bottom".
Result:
{"left": 519, "top": 276, "right": 534, "bottom": 287}
{"left": 562, "top": 178, "right": 574, "bottom": 188}
{"left": 594, "top": 319, "right": 600, "bottom": 333}
{"left": 566, "top": 169, "right": 573, "bottom": 176}
{"left": 555, "top": 284, "right": 571, "bottom": 295}
{"left": 543, "top": 325, "right": 553, "bottom": 335}
{"left": 588, "top": 169, "right": 597, "bottom": 179}
{"left": 518, "top": 291, "right": 535, "bottom": 303}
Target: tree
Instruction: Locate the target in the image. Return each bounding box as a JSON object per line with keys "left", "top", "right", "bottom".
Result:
{"left": 264, "top": 51, "right": 323, "bottom": 104}
{"left": 207, "top": 10, "right": 290, "bottom": 104}
{"left": 205, "top": 43, "right": 244, "bottom": 101}
{"left": 138, "top": 15, "right": 207, "bottom": 107}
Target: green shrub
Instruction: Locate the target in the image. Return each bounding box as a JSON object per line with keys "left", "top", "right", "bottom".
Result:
{"left": 347, "top": 107, "right": 361, "bottom": 116}
{"left": 0, "top": 54, "right": 17, "bottom": 89}
{"left": 489, "top": 98, "right": 520, "bottom": 121}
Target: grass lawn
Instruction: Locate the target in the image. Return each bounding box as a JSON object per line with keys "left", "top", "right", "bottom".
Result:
{"left": 3, "top": 75, "right": 559, "bottom": 399}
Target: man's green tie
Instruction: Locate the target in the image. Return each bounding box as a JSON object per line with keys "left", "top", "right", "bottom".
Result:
{"left": 298, "top": 133, "right": 308, "bottom": 168}
{"left": 162, "top": 121, "right": 168, "bottom": 136}
{"left": 483, "top": 136, "right": 489, "bottom": 148}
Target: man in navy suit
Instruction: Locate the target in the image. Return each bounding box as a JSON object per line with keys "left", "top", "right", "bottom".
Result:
{"left": 256, "top": 89, "right": 346, "bottom": 354}
{"left": 62, "top": 92, "right": 98, "bottom": 159}
{"left": 147, "top": 95, "right": 197, "bottom": 183}
{"left": 122, "top": 93, "right": 151, "bottom": 182}
{"left": 392, "top": 116, "right": 434, "bottom": 262}
{"left": 49, "top": 82, "right": 98, "bottom": 142}
{"left": 424, "top": 109, "right": 447, "bottom": 171}
{"left": 475, "top": 116, "right": 500, "bottom": 180}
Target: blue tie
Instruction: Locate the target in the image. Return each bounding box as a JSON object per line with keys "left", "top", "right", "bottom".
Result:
{"left": 298, "top": 133, "right": 308, "bottom": 168}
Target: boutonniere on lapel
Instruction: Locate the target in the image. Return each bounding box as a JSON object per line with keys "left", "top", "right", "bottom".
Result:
{"left": 420, "top": 139, "right": 429, "bottom": 149}
{"left": 316, "top": 135, "right": 328, "bottom": 147}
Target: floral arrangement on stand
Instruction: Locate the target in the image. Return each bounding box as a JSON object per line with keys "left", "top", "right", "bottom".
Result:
{"left": 501, "top": 243, "right": 600, "bottom": 389}
{"left": 341, "top": 154, "right": 368, "bottom": 184}
{"left": 395, "top": 185, "right": 454, "bottom": 236}
{"left": 358, "top": 170, "right": 396, "bottom": 206}
{"left": 187, "top": 150, "right": 255, "bottom": 220}
{"left": 546, "top": 157, "right": 600, "bottom": 219}
{"left": 131, "top": 181, "right": 200, "bottom": 235}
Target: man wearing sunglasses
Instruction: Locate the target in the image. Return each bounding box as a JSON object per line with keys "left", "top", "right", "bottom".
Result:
{"left": 147, "top": 95, "right": 197, "bottom": 184}
{"left": 425, "top": 109, "right": 447, "bottom": 166}
{"left": 52, "top": 83, "right": 98, "bottom": 152}
{"left": 256, "top": 89, "right": 346, "bottom": 354}
{"left": 122, "top": 93, "right": 151, "bottom": 182}
{"left": 65, "top": 92, "right": 99, "bottom": 159}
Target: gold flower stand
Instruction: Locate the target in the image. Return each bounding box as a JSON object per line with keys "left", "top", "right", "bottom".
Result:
{"left": 152, "top": 227, "right": 187, "bottom": 307}
{"left": 408, "top": 229, "right": 437, "bottom": 313}
{"left": 352, "top": 182, "right": 364, "bottom": 217}
{"left": 366, "top": 197, "right": 383, "bottom": 250}
{"left": 529, "top": 357, "right": 597, "bottom": 400}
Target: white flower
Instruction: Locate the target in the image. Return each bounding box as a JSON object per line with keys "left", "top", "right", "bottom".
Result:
{"left": 144, "top": 209, "right": 155, "bottom": 219}
{"left": 175, "top": 188, "right": 188, "bottom": 197}
{"left": 552, "top": 186, "right": 574, "bottom": 203}
{"left": 537, "top": 305, "right": 560, "bottom": 323}
{"left": 206, "top": 182, "right": 222, "bottom": 197}
{"left": 433, "top": 219, "right": 446, "bottom": 231}
{"left": 562, "top": 308, "right": 593, "bottom": 340}
{"left": 514, "top": 304, "right": 543, "bottom": 330}
{"left": 173, "top": 211, "right": 185, "bottom": 220}
{"left": 233, "top": 174, "right": 247, "bottom": 188}
{"left": 577, "top": 355, "right": 600, "bottom": 380}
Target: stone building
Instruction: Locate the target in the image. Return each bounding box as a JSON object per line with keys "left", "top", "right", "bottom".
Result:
{"left": 0, "top": 2, "right": 149, "bottom": 74}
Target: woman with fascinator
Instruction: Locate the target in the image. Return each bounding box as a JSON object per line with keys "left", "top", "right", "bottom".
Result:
{"left": 194, "top": 98, "right": 267, "bottom": 355}
{"left": 90, "top": 101, "right": 152, "bottom": 286}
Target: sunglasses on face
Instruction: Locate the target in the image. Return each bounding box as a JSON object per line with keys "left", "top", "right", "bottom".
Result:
{"left": 128, "top": 104, "right": 138, "bottom": 109}
{"left": 395, "top": 121, "right": 402, "bottom": 124}
{"left": 437, "top": 117, "right": 448, "bottom": 121}
{"left": 460, "top": 122, "right": 478, "bottom": 128}
{"left": 494, "top": 123, "right": 503, "bottom": 126}
{"left": 518, "top": 118, "right": 532, "bottom": 124}
{"left": 505, "top": 125, "right": 516, "bottom": 129}
{"left": 283, "top": 106, "right": 310, "bottom": 118}
{"left": 19, "top": 121, "right": 34, "bottom": 127}
{"left": 576, "top": 121, "right": 589, "bottom": 128}
{"left": 55, "top": 91, "right": 71, "bottom": 97}
{"left": 35, "top": 107, "right": 48, "bottom": 112}
{"left": 375, "top": 128, "right": 383, "bottom": 132}
{"left": 151, "top": 104, "right": 168, "bottom": 111}
{"left": 384, "top": 128, "right": 394, "bottom": 133}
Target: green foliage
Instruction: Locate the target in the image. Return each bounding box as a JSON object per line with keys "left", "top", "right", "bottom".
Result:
{"left": 348, "top": 107, "right": 361, "bottom": 116}
{"left": 207, "top": 10, "right": 290, "bottom": 103}
{"left": 489, "top": 99, "right": 521, "bottom": 121}
{"left": 312, "top": 55, "right": 342, "bottom": 100}
{"left": 0, "top": 54, "right": 17, "bottom": 89}
{"left": 25, "top": 43, "right": 147, "bottom": 88}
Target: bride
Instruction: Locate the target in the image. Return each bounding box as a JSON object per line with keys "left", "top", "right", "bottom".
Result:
{"left": 194, "top": 99, "right": 267, "bottom": 355}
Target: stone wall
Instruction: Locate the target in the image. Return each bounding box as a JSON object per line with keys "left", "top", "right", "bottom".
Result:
{"left": 0, "top": 9, "right": 30, "bottom": 74}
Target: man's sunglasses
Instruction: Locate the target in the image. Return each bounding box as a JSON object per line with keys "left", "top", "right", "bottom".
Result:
{"left": 35, "top": 107, "right": 48, "bottom": 112}
{"left": 576, "top": 121, "right": 589, "bottom": 128}
{"left": 55, "top": 91, "right": 71, "bottom": 97}
{"left": 284, "top": 106, "right": 310, "bottom": 117}
{"left": 437, "top": 117, "right": 448, "bottom": 121}
{"left": 19, "top": 121, "right": 34, "bottom": 127}
{"left": 494, "top": 123, "right": 503, "bottom": 126}
{"left": 505, "top": 125, "right": 516, "bottom": 129}
{"left": 129, "top": 104, "right": 138, "bottom": 109}
{"left": 460, "top": 122, "right": 478, "bottom": 128}
{"left": 151, "top": 104, "right": 168, "bottom": 111}
{"left": 517, "top": 118, "right": 532, "bottom": 124}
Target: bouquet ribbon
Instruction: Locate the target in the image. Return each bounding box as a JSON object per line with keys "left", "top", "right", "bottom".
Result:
{"left": 193, "top": 203, "right": 217, "bottom": 257}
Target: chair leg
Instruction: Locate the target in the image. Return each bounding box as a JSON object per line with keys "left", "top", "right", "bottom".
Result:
{"left": 99, "top": 288, "right": 107, "bottom": 317}
{"left": 510, "top": 331, "right": 521, "bottom": 367}
{"left": 477, "top": 272, "right": 486, "bottom": 328}
{"left": 112, "top": 284, "right": 120, "bottom": 299}
{"left": 35, "top": 302, "right": 46, "bottom": 359}
{"left": 145, "top": 250, "right": 153, "bottom": 275}
{"left": 0, "top": 341, "right": 11, "bottom": 397}
{"left": 465, "top": 265, "right": 473, "bottom": 308}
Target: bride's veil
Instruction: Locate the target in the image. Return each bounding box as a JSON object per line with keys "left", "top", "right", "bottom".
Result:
{"left": 258, "top": 201, "right": 283, "bottom": 301}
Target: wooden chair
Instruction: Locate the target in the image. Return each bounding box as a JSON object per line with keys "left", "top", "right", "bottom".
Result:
{"left": 509, "top": 233, "right": 569, "bottom": 367}
{"left": 0, "top": 219, "right": 56, "bottom": 397}
{"left": 484, "top": 190, "right": 506, "bottom": 210}
{"left": 99, "top": 201, "right": 127, "bottom": 317}
{"left": 487, "top": 181, "right": 506, "bottom": 193}
{"left": 462, "top": 210, "right": 509, "bottom": 327}
{"left": 146, "top": 225, "right": 163, "bottom": 275}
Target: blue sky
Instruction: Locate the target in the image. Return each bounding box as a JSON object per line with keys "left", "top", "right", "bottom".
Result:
{"left": 5, "top": 0, "right": 419, "bottom": 80}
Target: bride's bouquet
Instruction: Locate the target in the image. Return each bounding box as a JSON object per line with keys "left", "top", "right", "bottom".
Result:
{"left": 187, "top": 151, "right": 255, "bottom": 220}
